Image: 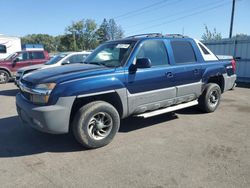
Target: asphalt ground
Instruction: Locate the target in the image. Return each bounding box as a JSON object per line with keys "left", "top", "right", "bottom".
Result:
{"left": 0, "top": 82, "right": 250, "bottom": 188}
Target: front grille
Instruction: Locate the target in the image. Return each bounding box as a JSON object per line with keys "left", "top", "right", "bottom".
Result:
{"left": 21, "top": 91, "right": 31, "bottom": 101}
{"left": 20, "top": 79, "right": 34, "bottom": 87}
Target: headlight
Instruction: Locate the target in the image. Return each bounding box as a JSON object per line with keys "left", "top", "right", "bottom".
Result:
{"left": 34, "top": 83, "right": 56, "bottom": 90}
{"left": 30, "top": 83, "right": 56, "bottom": 104}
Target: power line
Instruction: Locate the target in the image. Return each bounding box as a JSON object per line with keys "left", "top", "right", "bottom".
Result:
{"left": 124, "top": 0, "right": 228, "bottom": 30}
{"left": 115, "top": 0, "right": 182, "bottom": 21}
{"left": 126, "top": 1, "right": 231, "bottom": 36}
{"left": 114, "top": 0, "right": 170, "bottom": 20}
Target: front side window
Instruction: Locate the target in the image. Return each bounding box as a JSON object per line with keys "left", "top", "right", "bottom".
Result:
{"left": 84, "top": 41, "right": 135, "bottom": 67}
{"left": 171, "top": 41, "right": 196, "bottom": 64}
{"left": 0, "top": 44, "right": 6, "bottom": 53}
{"left": 15, "top": 52, "right": 28, "bottom": 61}
{"left": 136, "top": 40, "right": 169, "bottom": 66}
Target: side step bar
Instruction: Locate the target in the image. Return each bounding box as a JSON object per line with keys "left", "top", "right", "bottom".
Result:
{"left": 137, "top": 100, "right": 198, "bottom": 118}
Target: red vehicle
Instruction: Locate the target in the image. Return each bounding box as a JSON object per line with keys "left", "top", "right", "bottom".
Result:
{"left": 0, "top": 50, "right": 49, "bottom": 83}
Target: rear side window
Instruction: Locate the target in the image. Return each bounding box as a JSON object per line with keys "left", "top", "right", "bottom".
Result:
{"left": 198, "top": 43, "right": 210, "bottom": 55}
{"left": 0, "top": 44, "right": 6, "bottom": 53}
{"left": 31, "top": 52, "right": 45, "bottom": 59}
{"left": 137, "top": 40, "right": 169, "bottom": 66}
{"left": 171, "top": 41, "right": 196, "bottom": 64}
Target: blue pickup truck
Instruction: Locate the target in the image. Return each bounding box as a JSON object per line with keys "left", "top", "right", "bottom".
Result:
{"left": 16, "top": 33, "right": 236, "bottom": 148}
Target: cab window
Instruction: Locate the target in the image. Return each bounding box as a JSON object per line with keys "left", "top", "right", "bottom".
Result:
{"left": 136, "top": 40, "right": 169, "bottom": 66}
{"left": 171, "top": 41, "right": 197, "bottom": 64}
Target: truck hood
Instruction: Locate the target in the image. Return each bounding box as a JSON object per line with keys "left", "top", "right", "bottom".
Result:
{"left": 18, "top": 64, "right": 45, "bottom": 72}
{"left": 0, "top": 60, "right": 11, "bottom": 64}
{"left": 22, "top": 63, "right": 114, "bottom": 84}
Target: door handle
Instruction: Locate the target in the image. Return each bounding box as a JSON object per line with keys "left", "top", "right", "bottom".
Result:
{"left": 193, "top": 69, "right": 199, "bottom": 75}
{"left": 165, "top": 72, "right": 173, "bottom": 78}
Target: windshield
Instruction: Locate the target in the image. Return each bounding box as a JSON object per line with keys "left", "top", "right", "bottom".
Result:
{"left": 45, "top": 53, "right": 67, "bottom": 65}
{"left": 84, "top": 41, "right": 136, "bottom": 67}
{"left": 4, "top": 52, "right": 17, "bottom": 60}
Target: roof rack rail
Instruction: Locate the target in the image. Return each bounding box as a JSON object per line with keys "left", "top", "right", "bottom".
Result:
{"left": 126, "top": 33, "right": 163, "bottom": 38}
{"left": 165, "top": 34, "right": 187, "bottom": 38}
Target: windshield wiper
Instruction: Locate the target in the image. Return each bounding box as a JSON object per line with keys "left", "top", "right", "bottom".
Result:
{"left": 84, "top": 62, "right": 107, "bottom": 67}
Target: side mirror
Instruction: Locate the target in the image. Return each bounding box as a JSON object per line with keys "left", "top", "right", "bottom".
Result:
{"left": 12, "top": 58, "right": 19, "bottom": 67}
{"left": 14, "top": 58, "right": 20, "bottom": 63}
{"left": 129, "top": 58, "right": 151, "bottom": 74}
{"left": 62, "top": 60, "right": 70, "bottom": 65}
{"left": 136, "top": 58, "right": 152, "bottom": 68}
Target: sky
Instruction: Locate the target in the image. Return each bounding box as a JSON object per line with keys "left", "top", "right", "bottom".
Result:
{"left": 0, "top": 0, "right": 249, "bottom": 39}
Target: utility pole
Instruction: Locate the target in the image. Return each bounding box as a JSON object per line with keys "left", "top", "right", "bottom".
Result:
{"left": 229, "top": 0, "right": 236, "bottom": 38}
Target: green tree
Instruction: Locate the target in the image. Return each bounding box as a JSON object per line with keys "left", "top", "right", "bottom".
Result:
{"left": 201, "top": 25, "right": 222, "bottom": 41}
{"left": 96, "top": 18, "right": 109, "bottom": 43}
{"left": 21, "top": 34, "right": 57, "bottom": 52}
{"left": 107, "top": 19, "right": 124, "bottom": 40}
{"left": 64, "top": 19, "right": 99, "bottom": 50}
{"left": 83, "top": 19, "right": 99, "bottom": 50}
{"left": 65, "top": 20, "right": 85, "bottom": 51}
{"left": 232, "top": 33, "right": 250, "bottom": 40}
{"left": 96, "top": 18, "right": 124, "bottom": 43}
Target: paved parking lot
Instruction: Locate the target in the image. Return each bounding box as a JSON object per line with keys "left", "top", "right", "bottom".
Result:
{"left": 0, "top": 82, "right": 250, "bottom": 188}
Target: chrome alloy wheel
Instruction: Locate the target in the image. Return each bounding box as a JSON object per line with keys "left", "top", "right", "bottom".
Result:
{"left": 87, "top": 112, "right": 113, "bottom": 140}
{"left": 208, "top": 90, "right": 219, "bottom": 107}
{"left": 0, "top": 72, "right": 8, "bottom": 83}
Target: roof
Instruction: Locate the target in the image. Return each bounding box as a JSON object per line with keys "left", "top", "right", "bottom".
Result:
{"left": 105, "top": 33, "right": 190, "bottom": 43}
{"left": 126, "top": 33, "right": 188, "bottom": 39}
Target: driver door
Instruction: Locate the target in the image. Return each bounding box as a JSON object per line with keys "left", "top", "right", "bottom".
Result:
{"left": 126, "top": 39, "right": 176, "bottom": 115}
{"left": 12, "top": 52, "right": 32, "bottom": 72}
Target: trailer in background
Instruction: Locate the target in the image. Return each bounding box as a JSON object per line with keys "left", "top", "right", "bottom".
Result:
{"left": 0, "top": 35, "right": 21, "bottom": 59}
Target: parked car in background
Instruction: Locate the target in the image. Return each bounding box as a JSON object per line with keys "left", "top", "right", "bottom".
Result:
{"left": 0, "top": 50, "right": 49, "bottom": 84}
{"left": 15, "top": 51, "right": 91, "bottom": 86}
{"left": 16, "top": 33, "right": 236, "bottom": 149}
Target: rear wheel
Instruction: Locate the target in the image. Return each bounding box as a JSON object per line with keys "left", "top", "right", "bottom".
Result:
{"left": 0, "top": 70, "right": 10, "bottom": 84}
{"left": 72, "top": 101, "right": 120, "bottom": 149}
{"left": 198, "top": 83, "right": 221, "bottom": 113}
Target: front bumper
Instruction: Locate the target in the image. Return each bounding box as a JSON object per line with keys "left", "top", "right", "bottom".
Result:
{"left": 16, "top": 93, "right": 75, "bottom": 134}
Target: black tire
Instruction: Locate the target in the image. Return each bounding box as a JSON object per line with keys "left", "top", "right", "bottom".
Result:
{"left": 72, "top": 101, "right": 120, "bottom": 149}
{"left": 198, "top": 83, "right": 221, "bottom": 113}
{"left": 0, "top": 70, "right": 10, "bottom": 84}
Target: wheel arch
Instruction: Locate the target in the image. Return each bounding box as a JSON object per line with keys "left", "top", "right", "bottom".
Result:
{"left": 69, "top": 90, "right": 127, "bottom": 129}
{"left": 0, "top": 67, "right": 11, "bottom": 77}
{"left": 205, "top": 75, "right": 225, "bottom": 93}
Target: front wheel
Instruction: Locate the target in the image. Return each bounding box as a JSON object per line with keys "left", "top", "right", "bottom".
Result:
{"left": 0, "top": 70, "right": 10, "bottom": 84}
{"left": 198, "top": 83, "right": 221, "bottom": 113}
{"left": 72, "top": 101, "right": 120, "bottom": 149}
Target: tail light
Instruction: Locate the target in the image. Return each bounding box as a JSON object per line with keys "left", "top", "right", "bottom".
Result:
{"left": 231, "top": 59, "right": 236, "bottom": 73}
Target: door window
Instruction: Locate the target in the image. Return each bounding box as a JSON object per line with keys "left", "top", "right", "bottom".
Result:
{"left": 171, "top": 41, "right": 197, "bottom": 64}
{"left": 15, "top": 52, "right": 29, "bottom": 61}
{"left": 136, "top": 40, "right": 169, "bottom": 66}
